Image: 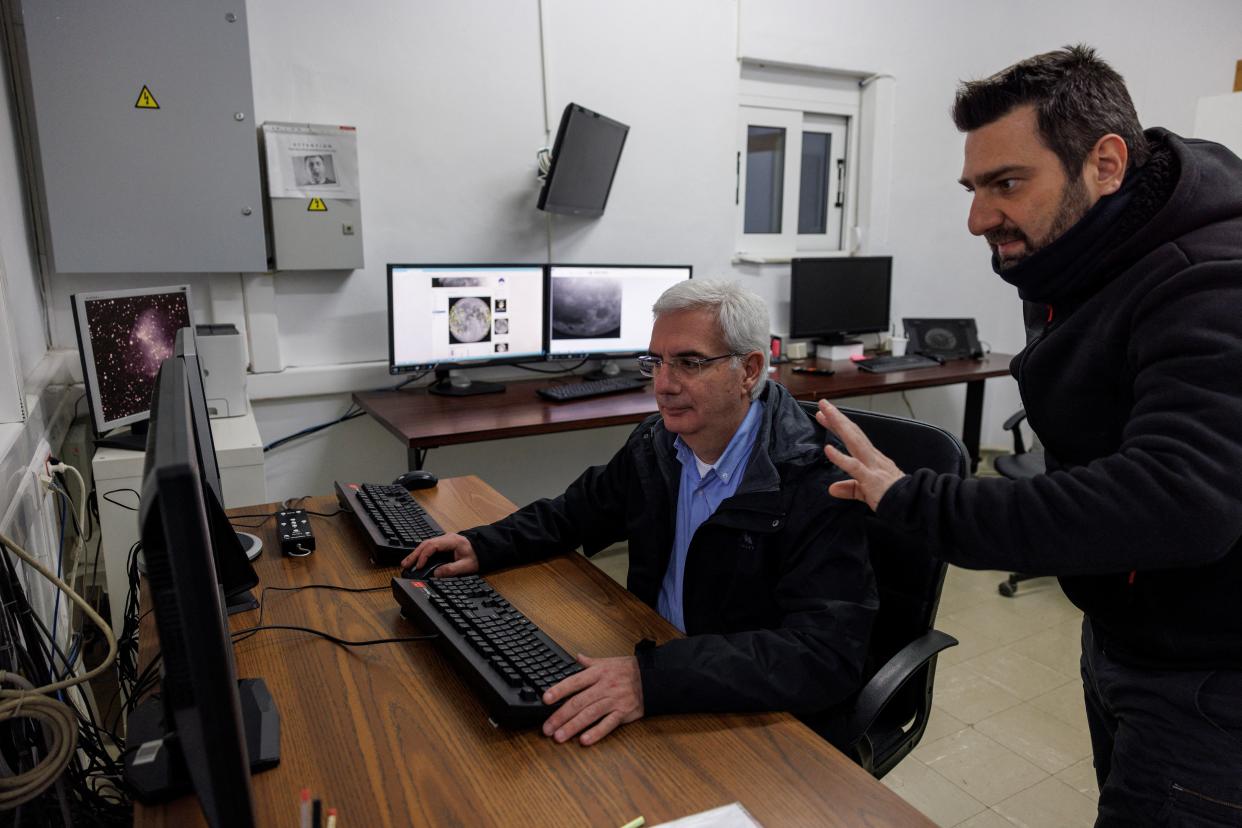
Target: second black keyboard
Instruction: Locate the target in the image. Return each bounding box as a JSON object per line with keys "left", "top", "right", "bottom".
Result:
{"left": 392, "top": 574, "right": 584, "bottom": 727}
{"left": 335, "top": 481, "right": 444, "bottom": 565}
{"left": 856, "top": 354, "right": 944, "bottom": 373}
{"left": 537, "top": 374, "right": 649, "bottom": 401}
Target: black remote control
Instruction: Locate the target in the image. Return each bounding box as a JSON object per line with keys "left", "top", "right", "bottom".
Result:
{"left": 276, "top": 509, "right": 315, "bottom": 557}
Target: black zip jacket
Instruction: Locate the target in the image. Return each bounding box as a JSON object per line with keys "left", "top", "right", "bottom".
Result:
{"left": 462, "top": 381, "right": 877, "bottom": 716}
{"left": 879, "top": 129, "right": 1242, "bottom": 669}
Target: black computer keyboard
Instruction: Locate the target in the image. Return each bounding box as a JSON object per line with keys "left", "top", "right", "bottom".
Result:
{"left": 392, "top": 574, "right": 584, "bottom": 727}
{"left": 536, "top": 374, "right": 649, "bottom": 401}
{"left": 855, "top": 354, "right": 944, "bottom": 373}
{"left": 334, "top": 481, "right": 445, "bottom": 565}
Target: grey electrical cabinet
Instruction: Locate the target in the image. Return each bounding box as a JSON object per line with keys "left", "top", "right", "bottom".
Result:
{"left": 261, "top": 122, "right": 365, "bottom": 271}
{"left": 4, "top": 0, "right": 267, "bottom": 273}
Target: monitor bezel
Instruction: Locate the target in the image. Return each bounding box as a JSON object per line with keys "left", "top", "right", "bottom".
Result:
{"left": 386, "top": 263, "right": 548, "bottom": 375}
{"left": 788, "top": 256, "right": 893, "bottom": 340}
{"left": 544, "top": 263, "right": 693, "bottom": 361}
{"left": 536, "top": 103, "right": 630, "bottom": 218}
{"left": 71, "top": 284, "right": 193, "bottom": 437}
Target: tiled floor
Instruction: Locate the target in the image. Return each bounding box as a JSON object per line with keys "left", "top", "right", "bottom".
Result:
{"left": 588, "top": 551, "right": 1099, "bottom": 827}
{"left": 888, "top": 566, "right": 1097, "bottom": 826}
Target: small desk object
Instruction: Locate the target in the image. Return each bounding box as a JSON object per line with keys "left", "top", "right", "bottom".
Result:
{"left": 355, "top": 354, "right": 1014, "bottom": 472}
{"left": 135, "top": 476, "right": 933, "bottom": 827}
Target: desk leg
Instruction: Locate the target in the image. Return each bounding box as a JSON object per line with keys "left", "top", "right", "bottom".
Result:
{"left": 408, "top": 446, "right": 428, "bottom": 470}
{"left": 963, "top": 380, "right": 984, "bottom": 474}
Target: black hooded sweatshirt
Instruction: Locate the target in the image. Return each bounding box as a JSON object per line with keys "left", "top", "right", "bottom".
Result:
{"left": 878, "top": 129, "right": 1242, "bottom": 669}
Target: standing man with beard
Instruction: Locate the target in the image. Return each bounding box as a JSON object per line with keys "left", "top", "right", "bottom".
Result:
{"left": 815, "top": 46, "right": 1242, "bottom": 825}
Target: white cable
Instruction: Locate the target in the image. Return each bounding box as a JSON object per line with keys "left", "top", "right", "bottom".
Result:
{"left": 0, "top": 530, "right": 117, "bottom": 696}
{"left": 47, "top": 463, "right": 88, "bottom": 545}
{"left": 0, "top": 673, "right": 79, "bottom": 810}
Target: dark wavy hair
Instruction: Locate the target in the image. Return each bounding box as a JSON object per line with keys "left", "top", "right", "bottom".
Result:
{"left": 952, "top": 45, "right": 1149, "bottom": 176}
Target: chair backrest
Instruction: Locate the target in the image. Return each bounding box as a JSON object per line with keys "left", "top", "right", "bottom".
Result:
{"left": 798, "top": 402, "right": 967, "bottom": 773}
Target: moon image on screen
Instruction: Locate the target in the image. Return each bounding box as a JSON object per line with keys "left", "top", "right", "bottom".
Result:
{"left": 552, "top": 278, "right": 622, "bottom": 339}
{"left": 448, "top": 296, "right": 492, "bottom": 344}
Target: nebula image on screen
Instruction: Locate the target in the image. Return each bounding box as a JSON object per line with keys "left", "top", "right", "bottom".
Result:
{"left": 552, "top": 277, "right": 622, "bottom": 339}
{"left": 447, "top": 296, "right": 492, "bottom": 344}
{"left": 84, "top": 291, "right": 191, "bottom": 424}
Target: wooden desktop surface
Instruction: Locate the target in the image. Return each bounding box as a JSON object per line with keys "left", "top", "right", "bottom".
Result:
{"left": 136, "top": 477, "right": 933, "bottom": 827}
{"left": 355, "top": 354, "right": 1013, "bottom": 450}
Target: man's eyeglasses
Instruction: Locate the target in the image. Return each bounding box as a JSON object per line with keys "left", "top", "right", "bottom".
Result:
{"left": 637, "top": 353, "right": 740, "bottom": 378}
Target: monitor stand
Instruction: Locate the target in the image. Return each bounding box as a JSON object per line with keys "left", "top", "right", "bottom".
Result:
{"left": 237, "top": 531, "right": 262, "bottom": 562}
{"left": 427, "top": 368, "right": 505, "bottom": 397}
{"left": 95, "top": 421, "right": 149, "bottom": 451}
{"left": 124, "top": 677, "right": 281, "bottom": 803}
{"left": 583, "top": 359, "right": 626, "bottom": 381}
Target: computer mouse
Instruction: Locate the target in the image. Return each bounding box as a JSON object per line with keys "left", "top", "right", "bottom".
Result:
{"left": 400, "top": 550, "right": 456, "bottom": 580}
{"left": 393, "top": 469, "right": 438, "bottom": 491}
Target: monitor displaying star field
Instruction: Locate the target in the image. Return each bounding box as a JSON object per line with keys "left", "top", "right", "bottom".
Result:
{"left": 74, "top": 286, "right": 192, "bottom": 430}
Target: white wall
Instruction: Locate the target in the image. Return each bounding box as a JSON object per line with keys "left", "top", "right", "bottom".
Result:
{"left": 0, "top": 46, "right": 48, "bottom": 379}
{"left": 9, "top": 0, "right": 1242, "bottom": 506}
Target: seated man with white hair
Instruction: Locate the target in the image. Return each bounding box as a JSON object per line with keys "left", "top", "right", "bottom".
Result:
{"left": 406, "top": 279, "right": 876, "bottom": 746}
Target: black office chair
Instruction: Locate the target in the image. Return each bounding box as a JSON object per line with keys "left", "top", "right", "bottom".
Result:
{"left": 799, "top": 402, "right": 963, "bottom": 779}
{"left": 993, "top": 409, "right": 1046, "bottom": 597}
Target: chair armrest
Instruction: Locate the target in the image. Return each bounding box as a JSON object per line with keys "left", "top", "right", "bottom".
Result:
{"left": 1001, "top": 409, "right": 1028, "bottom": 454}
{"left": 846, "top": 629, "right": 958, "bottom": 740}
{"left": 1001, "top": 409, "right": 1027, "bottom": 431}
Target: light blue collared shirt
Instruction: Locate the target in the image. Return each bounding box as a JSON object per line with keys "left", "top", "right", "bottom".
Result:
{"left": 657, "top": 400, "right": 765, "bottom": 632}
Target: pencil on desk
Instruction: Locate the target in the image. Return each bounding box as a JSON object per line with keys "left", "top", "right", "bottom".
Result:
{"left": 619, "top": 817, "right": 645, "bottom": 828}
{"left": 326, "top": 807, "right": 338, "bottom": 828}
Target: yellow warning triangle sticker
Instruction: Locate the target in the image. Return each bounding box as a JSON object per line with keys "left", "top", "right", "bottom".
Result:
{"left": 307, "top": 198, "right": 328, "bottom": 212}
{"left": 134, "top": 85, "right": 159, "bottom": 109}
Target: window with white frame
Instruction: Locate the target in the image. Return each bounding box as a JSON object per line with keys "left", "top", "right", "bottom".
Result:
{"left": 736, "top": 63, "right": 862, "bottom": 260}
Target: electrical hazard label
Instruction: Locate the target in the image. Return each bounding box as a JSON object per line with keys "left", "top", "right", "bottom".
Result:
{"left": 307, "top": 198, "right": 328, "bottom": 212}
{"left": 134, "top": 85, "right": 160, "bottom": 109}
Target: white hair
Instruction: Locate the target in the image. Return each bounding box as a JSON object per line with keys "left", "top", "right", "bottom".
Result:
{"left": 652, "top": 279, "right": 770, "bottom": 399}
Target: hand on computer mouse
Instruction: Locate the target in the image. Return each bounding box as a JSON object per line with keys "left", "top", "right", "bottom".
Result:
{"left": 401, "top": 533, "right": 478, "bottom": 578}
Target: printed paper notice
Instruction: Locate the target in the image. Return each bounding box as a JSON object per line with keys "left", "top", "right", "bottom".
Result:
{"left": 263, "top": 123, "right": 360, "bottom": 200}
{"left": 653, "top": 803, "right": 763, "bottom": 828}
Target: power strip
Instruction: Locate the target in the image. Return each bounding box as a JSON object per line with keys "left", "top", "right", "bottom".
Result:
{"left": 276, "top": 509, "right": 315, "bottom": 557}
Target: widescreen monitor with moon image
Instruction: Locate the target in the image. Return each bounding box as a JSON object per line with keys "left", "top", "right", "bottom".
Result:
{"left": 388, "top": 264, "right": 546, "bottom": 378}
{"left": 546, "top": 265, "right": 692, "bottom": 361}
{"left": 71, "top": 284, "right": 193, "bottom": 450}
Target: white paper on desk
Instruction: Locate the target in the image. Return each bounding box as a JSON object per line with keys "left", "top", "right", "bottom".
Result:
{"left": 653, "top": 802, "right": 763, "bottom": 828}
{"left": 263, "top": 123, "right": 360, "bottom": 200}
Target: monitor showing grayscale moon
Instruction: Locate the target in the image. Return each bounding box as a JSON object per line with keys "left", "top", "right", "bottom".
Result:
{"left": 448, "top": 296, "right": 492, "bottom": 343}
{"left": 552, "top": 278, "right": 622, "bottom": 339}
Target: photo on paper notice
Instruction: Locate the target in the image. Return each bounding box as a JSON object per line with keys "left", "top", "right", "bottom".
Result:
{"left": 294, "top": 153, "right": 338, "bottom": 187}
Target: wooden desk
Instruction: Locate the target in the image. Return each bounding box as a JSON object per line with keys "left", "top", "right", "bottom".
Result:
{"left": 355, "top": 354, "right": 1013, "bottom": 472}
{"left": 137, "top": 477, "right": 932, "bottom": 827}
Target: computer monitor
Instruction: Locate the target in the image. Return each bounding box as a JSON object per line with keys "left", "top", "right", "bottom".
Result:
{"left": 124, "top": 356, "right": 278, "bottom": 824}
{"left": 71, "top": 284, "right": 192, "bottom": 450}
{"left": 789, "top": 257, "right": 892, "bottom": 345}
{"left": 176, "top": 326, "right": 263, "bottom": 564}
{"left": 537, "top": 103, "right": 630, "bottom": 217}
{"left": 388, "top": 264, "right": 545, "bottom": 396}
{"left": 546, "top": 265, "right": 692, "bottom": 370}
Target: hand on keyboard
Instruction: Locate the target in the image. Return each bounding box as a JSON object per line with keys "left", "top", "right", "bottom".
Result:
{"left": 540, "top": 654, "right": 645, "bottom": 746}
{"left": 402, "top": 533, "right": 479, "bottom": 578}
